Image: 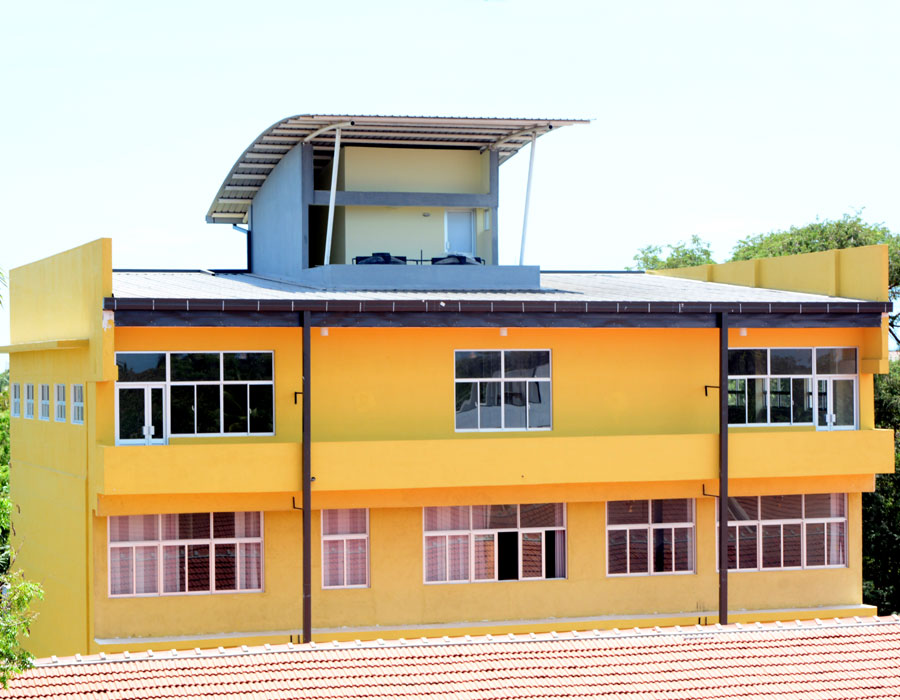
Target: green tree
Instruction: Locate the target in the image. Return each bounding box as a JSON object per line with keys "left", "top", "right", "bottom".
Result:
{"left": 631, "top": 234, "right": 715, "bottom": 270}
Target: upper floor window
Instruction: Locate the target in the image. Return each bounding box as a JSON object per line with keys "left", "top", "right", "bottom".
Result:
{"left": 115, "top": 352, "right": 274, "bottom": 444}
{"left": 721, "top": 493, "right": 846, "bottom": 570}
{"left": 454, "top": 350, "right": 551, "bottom": 431}
{"left": 38, "top": 384, "right": 50, "bottom": 421}
{"left": 24, "top": 384, "right": 34, "bottom": 419}
{"left": 10, "top": 384, "right": 20, "bottom": 418}
{"left": 54, "top": 384, "right": 66, "bottom": 422}
{"left": 322, "top": 509, "right": 369, "bottom": 589}
{"left": 728, "top": 347, "right": 857, "bottom": 430}
{"left": 423, "top": 504, "right": 566, "bottom": 583}
{"left": 607, "top": 499, "right": 695, "bottom": 576}
{"left": 108, "top": 512, "right": 263, "bottom": 597}
{"left": 71, "top": 384, "right": 85, "bottom": 425}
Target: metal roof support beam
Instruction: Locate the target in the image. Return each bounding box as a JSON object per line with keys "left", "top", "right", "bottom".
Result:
{"left": 518, "top": 133, "right": 536, "bottom": 266}
{"left": 303, "top": 121, "right": 355, "bottom": 143}
{"left": 324, "top": 128, "right": 342, "bottom": 265}
{"left": 311, "top": 190, "right": 497, "bottom": 208}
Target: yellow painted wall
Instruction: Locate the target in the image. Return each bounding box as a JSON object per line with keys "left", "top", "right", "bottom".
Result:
{"left": 342, "top": 147, "right": 489, "bottom": 194}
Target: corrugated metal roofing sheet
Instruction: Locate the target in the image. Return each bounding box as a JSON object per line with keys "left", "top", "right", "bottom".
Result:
{"left": 5, "top": 617, "right": 900, "bottom": 699}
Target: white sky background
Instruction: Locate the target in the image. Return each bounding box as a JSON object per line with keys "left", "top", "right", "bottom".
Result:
{"left": 1, "top": 0, "right": 899, "bottom": 367}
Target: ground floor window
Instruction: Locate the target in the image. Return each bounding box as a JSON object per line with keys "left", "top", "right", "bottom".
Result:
{"left": 607, "top": 499, "right": 695, "bottom": 575}
{"left": 423, "top": 504, "right": 566, "bottom": 583}
{"left": 722, "top": 493, "right": 847, "bottom": 570}
{"left": 108, "top": 512, "right": 263, "bottom": 596}
{"left": 322, "top": 509, "right": 369, "bottom": 588}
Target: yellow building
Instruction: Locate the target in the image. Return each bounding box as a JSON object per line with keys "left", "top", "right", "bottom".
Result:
{"left": 3, "top": 115, "right": 894, "bottom": 658}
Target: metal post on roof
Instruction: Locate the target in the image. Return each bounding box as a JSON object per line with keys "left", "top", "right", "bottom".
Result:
{"left": 518, "top": 133, "right": 536, "bottom": 266}
{"left": 323, "top": 128, "right": 342, "bottom": 265}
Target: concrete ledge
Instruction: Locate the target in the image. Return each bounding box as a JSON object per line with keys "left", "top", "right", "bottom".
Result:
{"left": 295, "top": 264, "right": 541, "bottom": 291}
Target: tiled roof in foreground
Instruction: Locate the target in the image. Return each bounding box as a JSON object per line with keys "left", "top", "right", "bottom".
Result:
{"left": 6, "top": 617, "right": 900, "bottom": 699}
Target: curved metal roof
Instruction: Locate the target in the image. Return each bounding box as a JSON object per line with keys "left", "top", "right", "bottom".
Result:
{"left": 206, "top": 114, "right": 588, "bottom": 224}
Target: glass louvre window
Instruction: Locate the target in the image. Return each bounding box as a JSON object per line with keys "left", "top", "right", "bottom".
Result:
{"left": 454, "top": 350, "right": 551, "bottom": 431}
{"left": 321, "top": 509, "right": 369, "bottom": 588}
{"left": 39, "top": 384, "right": 50, "bottom": 421}
{"left": 721, "top": 494, "right": 846, "bottom": 571}
{"left": 71, "top": 384, "right": 85, "bottom": 424}
{"left": 607, "top": 499, "right": 695, "bottom": 575}
{"left": 108, "top": 512, "right": 263, "bottom": 597}
{"left": 55, "top": 384, "right": 66, "bottom": 422}
{"left": 423, "top": 504, "right": 566, "bottom": 583}
{"left": 11, "top": 384, "right": 20, "bottom": 418}
{"left": 24, "top": 384, "right": 34, "bottom": 419}
{"left": 728, "top": 348, "right": 855, "bottom": 428}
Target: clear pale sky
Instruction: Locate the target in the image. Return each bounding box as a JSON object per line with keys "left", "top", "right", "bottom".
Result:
{"left": 2, "top": 0, "right": 899, "bottom": 366}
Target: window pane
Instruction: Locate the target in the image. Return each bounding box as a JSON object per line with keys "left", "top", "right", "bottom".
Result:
{"left": 520, "top": 503, "right": 564, "bottom": 528}
{"left": 608, "top": 500, "right": 648, "bottom": 526}
{"left": 770, "top": 348, "right": 812, "bottom": 375}
{"left": 213, "top": 512, "right": 235, "bottom": 539}
{"left": 761, "top": 524, "right": 781, "bottom": 568}
{"left": 248, "top": 385, "right": 274, "bottom": 433}
{"left": 170, "top": 385, "right": 195, "bottom": 434}
{"left": 224, "top": 353, "right": 272, "bottom": 381}
{"left": 792, "top": 378, "right": 813, "bottom": 423}
{"left": 215, "top": 543, "right": 237, "bottom": 590}
{"left": 240, "top": 542, "right": 262, "bottom": 589}
{"left": 110, "top": 515, "right": 158, "bottom": 542}
{"left": 769, "top": 378, "right": 791, "bottom": 424}
{"left": 747, "top": 378, "right": 767, "bottom": 424}
{"left": 149, "top": 388, "right": 164, "bottom": 439}
{"left": 727, "top": 379, "right": 746, "bottom": 424}
{"left": 448, "top": 535, "right": 469, "bottom": 581}
{"left": 521, "top": 532, "right": 543, "bottom": 578}
{"left": 673, "top": 527, "right": 693, "bottom": 572}
{"left": 196, "top": 385, "right": 220, "bottom": 433}
{"left": 607, "top": 530, "right": 627, "bottom": 574}
{"left": 473, "top": 534, "right": 495, "bottom": 580}
{"left": 424, "top": 506, "right": 469, "bottom": 532}
{"left": 818, "top": 379, "right": 829, "bottom": 427}
{"left": 163, "top": 545, "right": 186, "bottom": 593}
{"left": 727, "top": 497, "right": 758, "bottom": 521}
{"left": 110, "top": 548, "right": 134, "bottom": 595}
{"left": 782, "top": 523, "right": 802, "bottom": 567}
{"left": 455, "top": 351, "right": 501, "bottom": 379}
{"left": 816, "top": 348, "right": 857, "bottom": 375}
{"left": 323, "top": 540, "right": 344, "bottom": 587}
{"left": 118, "top": 388, "right": 146, "bottom": 440}
{"left": 116, "top": 353, "right": 166, "bottom": 382}
{"left": 236, "top": 512, "right": 261, "bottom": 538}
{"left": 323, "top": 509, "right": 367, "bottom": 536}
{"left": 504, "top": 381, "right": 527, "bottom": 429}
{"left": 726, "top": 525, "right": 737, "bottom": 570}
{"left": 728, "top": 349, "right": 767, "bottom": 375}
{"left": 833, "top": 380, "right": 855, "bottom": 427}
{"left": 629, "top": 530, "right": 648, "bottom": 573}
{"left": 187, "top": 545, "right": 210, "bottom": 591}
{"left": 547, "top": 530, "right": 566, "bottom": 579}
{"left": 455, "top": 383, "right": 478, "bottom": 429}
{"left": 528, "top": 381, "right": 552, "bottom": 428}
{"left": 171, "top": 353, "right": 220, "bottom": 381}
{"left": 651, "top": 499, "right": 691, "bottom": 524}
{"left": 653, "top": 528, "right": 672, "bottom": 573}
{"left": 805, "top": 523, "right": 825, "bottom": 567}
{"left": 425, "top": 536, "right": 447, "bottom": 582}
{"left": 472, "top": 505, "right": 517, "bottom": 529}
{"left": 162, "top": 513, "right": 210, "bottom": 540}
{"left": 827, "top": 522, "right": 846, "bottom": 566}
{"left": 805, "top": 493, "right": 845, "bottom": 518}
{"left": 760, "top": 495, "right": 802, "bottom": 520}
{"left": 345, "top": 539, "right": 367, "bottom": 586}
{"left": 135, "top": 546, "right": 158, "bottom": 594}
{"left": 504, "top": 351, "right": 550, "bottom": 378}
{"left": 738, "top": 525, "right": 758, "bottom": 569}
{"left": 479, "top": 383, "right": 502, "bottom": 429}
{"left": 223, "top": 384, "right": 248, "bottom": 433}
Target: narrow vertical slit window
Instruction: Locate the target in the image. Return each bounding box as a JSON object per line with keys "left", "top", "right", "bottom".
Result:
{"left": 55, "top": 384, "right": 66, "bottom": 422}
{"left": 71, "top": 384, "right": 85, "bottom": 424}
{"left": 24, "top": 384, "right": 34, "bottom": 419}
{"left": 11, "top": 384, "right": 20, "bottom": 418}
{"left": 39, "top": 384, "right": 50, "bottom": 421}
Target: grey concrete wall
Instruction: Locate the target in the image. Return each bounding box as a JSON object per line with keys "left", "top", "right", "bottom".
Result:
{"left": 251, "top": 144, "right": 304, "bottom": 279}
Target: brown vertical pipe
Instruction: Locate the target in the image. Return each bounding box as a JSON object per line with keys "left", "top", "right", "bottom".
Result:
{"left": 302, "top": 311, "right": 312, "bottom": 643}
{"left": 718, "top": 312, "right": 729, "bottom": 625}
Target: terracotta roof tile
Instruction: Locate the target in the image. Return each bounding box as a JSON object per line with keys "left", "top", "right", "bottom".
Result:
{"left": 5, "top": 618, "right": 900, "bottom": 699}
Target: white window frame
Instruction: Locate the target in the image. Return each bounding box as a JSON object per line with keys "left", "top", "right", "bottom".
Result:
{"left": 728, "top": 346, "right": 858, "bottom": 430}
{"left": 38, "top": 384, "right": 50, "bottom": 421}
{"left": 115, "top": 351, "right": 276, "bottom": 442}
{"left": 606, "top": 499, "right": 696, "bottom": 577}
{"left": 71, "top": 384, "right": 85, "bottom": 425}
{"left": 454, "top": 349, "right": 552, "bottom": 432}
{"left": 719, "top": 494, "right": 848, "bottom": 572}
{"left": 24, "top": 384, "right": 34, "bottom": 419}
{"left": 423, "top": 504, "right": 567, "bottom": 584}
{"left": 107, "top": 512, "right": 265, "bottom": 597}
{"left": 321, "top": 509, "right": 369, "bottom": 589}
{"left": 10, "top": 383, "right": 20, "bottom": 418}
{"left": 54, "top": 384, "right": 66, "bottom": 422}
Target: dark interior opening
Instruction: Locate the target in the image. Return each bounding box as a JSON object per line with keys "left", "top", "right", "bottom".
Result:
{"left": 498, "top": 531, "right": 519, "bottom": 580}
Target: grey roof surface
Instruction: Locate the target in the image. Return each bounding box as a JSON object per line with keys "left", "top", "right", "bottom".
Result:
{"left": 112, "top": 270, "right": 871, "bottom": 304}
